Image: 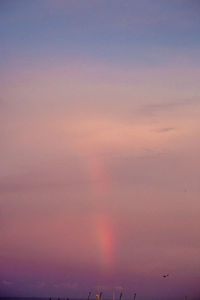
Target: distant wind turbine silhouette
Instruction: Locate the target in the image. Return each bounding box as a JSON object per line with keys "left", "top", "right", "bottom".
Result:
{"left": 88, "top": 292, "right": 92, "bottom": 300}
{"left": 96, "top": 292, "right": 103, "bottom": 300}
{"left": 119, "top": 292, "right": 123, "bottom": 300}
{"left": 112, "top": 290, "right": 115, "bottom": 300}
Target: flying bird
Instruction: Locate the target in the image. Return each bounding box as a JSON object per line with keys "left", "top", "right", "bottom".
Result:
{"left": 163, "top": 274, "right": 169, "bottom": 278}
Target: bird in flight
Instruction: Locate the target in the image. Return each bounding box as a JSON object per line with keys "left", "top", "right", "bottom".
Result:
{"left": 163, "top": 274, "right": 169, "bottom": 278}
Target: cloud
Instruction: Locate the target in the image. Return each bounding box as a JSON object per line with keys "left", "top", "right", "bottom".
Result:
{"left": 53, "top": 282, "right": 78, "bottom": 289}
{"left": 38, "top": 282, "right": 47, "bottom": 288}
{"left": 154, "top": 127, "right": 176, "bottom": 133}
{"left": 1, "top": 280, "right": 13, "bottom": 286}
{"left": 140, "top": 98, "right": 199, "bottom": 116}
{"left": 95, "top": 285, "right": 112, "bottom": 291}
{"left": 95, "top": 285, "right": 124, "bottom": 291}
{"left": 115, "top": 286, "right": 124, "bottom": 291}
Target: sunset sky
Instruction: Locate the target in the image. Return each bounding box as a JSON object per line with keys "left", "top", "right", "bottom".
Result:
{"left": 1, "top": 1, "right": 200, "bottom": 299}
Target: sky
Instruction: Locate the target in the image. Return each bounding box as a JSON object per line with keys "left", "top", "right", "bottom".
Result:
{"left": 0, "top": 0, "right": 200, "bottom": 299}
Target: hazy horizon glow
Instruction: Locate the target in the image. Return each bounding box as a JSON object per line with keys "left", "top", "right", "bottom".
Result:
{"left": 1, "top": 1, "right": 200, "bottom": 299}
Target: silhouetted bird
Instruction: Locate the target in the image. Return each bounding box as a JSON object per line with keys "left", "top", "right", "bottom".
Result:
{"left": 163, "top": 274, "right": 169, "bottom": 278}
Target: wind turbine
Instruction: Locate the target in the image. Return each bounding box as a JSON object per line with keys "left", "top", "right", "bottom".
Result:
{"left": 119, "top": 292, "right": 123, "bottom": 300}
{"left": 88, "top": 292, "right": 92, "bottom": 300}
